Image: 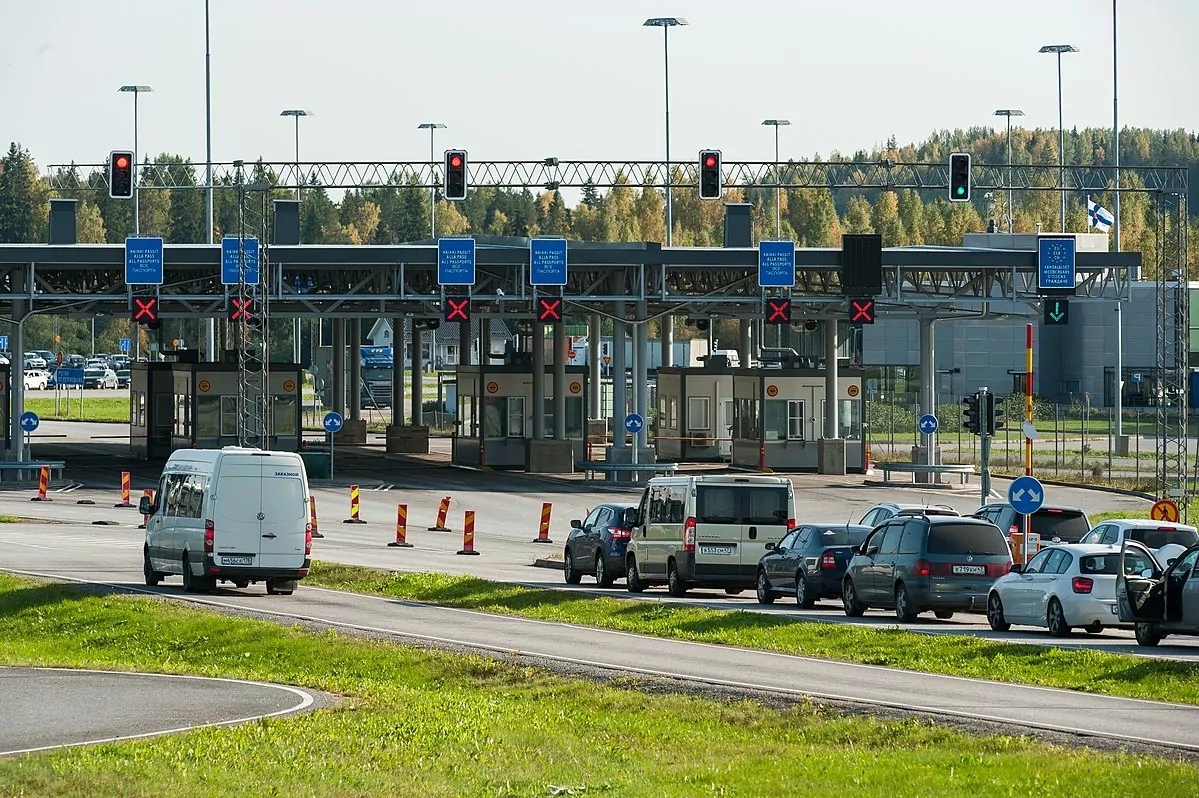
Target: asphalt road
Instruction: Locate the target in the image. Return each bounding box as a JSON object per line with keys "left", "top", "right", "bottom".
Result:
{"left": 0, "top": 667, "right": 318, "bottom": 757}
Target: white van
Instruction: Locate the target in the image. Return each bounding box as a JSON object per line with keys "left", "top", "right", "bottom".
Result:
{"left": 625, "top": 475, "right": 796, "bottom": 596}
{"left": 141, "top": 447, "right": 312, "bottom": 595}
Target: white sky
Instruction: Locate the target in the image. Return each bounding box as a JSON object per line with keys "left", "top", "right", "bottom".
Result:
{"left": 2, "top": 0, "right": 1195, "bottom": 170}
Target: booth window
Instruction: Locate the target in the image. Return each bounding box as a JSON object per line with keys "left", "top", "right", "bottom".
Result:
{"left": 735, "top": 398, "right": 758, "bottom": 439}
{"left": 763, "top": 399, "right": 789, "bottom": 442}
{"left": 196, "top": 395, "right": 220, "bottom": 438}
{"left": 273, "top": 395, "right": 298, "bottom": 437}
{"left": 566, "top": 397, "right": 583, "bottom": 439}
{"left": 459, "top": 394, "right": 476, "bottom": 437}
{"left": 220, "top": 396, "right": 238, "bottom": 436}
{"left": 506, "top": 396, "right": 525, "bottom": 438}
{"left": 135, "top": 391, "right": 146, "bottom": 428}
{"left": 820, "top": 399, "right": 862, "bottom": 440}
{"left": 175, "top": 394, "right": 189, "bottom": 437}
{"left": 688, "top": 397, "right": 709, "bottom": 431}
{"left": 787, "top": 400, "right": 805, "bottom": 440}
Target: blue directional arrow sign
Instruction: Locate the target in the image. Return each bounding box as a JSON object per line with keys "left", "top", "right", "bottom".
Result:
{"left": 322, "top": 411, "right": 344, "bottom": 433}
{"left": 437, "top": 237, "right": 476, "bottom": 286}
{"left": 119, "top": 337, "right": 131, "bottom": 353}
{"left": 124, "top": 237, "right": 164, "bottom": 285}
{"left": 918, "top": 414, "right": 938, "bottom": 435}
{"left": 221, "top": 236, "right": 260, "bottom": 286}
{"left": 758, "top": 240, "right": 796, "bottom": 288}
{"left": 1037, "top": 236, "right": 1076, "bottom": 295}
{"left": 19, "top": 412, "right": 39, "bottom": 433}
{"left": 0, "top": 335, "right": 8, "bottom": 350}
{"left": 624, "top": 413, "right": 645, "bottom": 435}
{"left": 529, "top": 237, "right": 568, "bottom": 286}
{"left": 1008, "top": 475, "right": 1045, "bottom": 515}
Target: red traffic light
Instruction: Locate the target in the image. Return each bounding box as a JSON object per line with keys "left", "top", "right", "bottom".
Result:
{"left": 450, "top": 154, "right": 462, "bottom": 168}
{"left": 704, "top": 155, "right": 717, "bottom": 168}
{"left": 116, "top": 155, "right": 129, "bottom": 168}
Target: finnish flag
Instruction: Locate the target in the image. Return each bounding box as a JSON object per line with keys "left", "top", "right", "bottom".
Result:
{"left": 1087, "top": 197, "right": 1114, "bottom": 233}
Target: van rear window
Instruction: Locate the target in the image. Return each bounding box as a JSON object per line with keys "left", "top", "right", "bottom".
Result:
{"left": 696, "top": 486, "right": 739, "bottom": 524}
{"left": 926, "top": 524, "right": 1009, "bottom": 556}
{"left": 743, "top": 488, "right": 790, "bottom": 526}
{"left": 695, "top": 486, "right": 790, "bottom": 526}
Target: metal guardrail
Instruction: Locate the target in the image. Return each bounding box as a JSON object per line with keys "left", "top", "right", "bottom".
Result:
{"left": 576, "top": 461, "right": 680, "bottom": 482}
{"left": 878, "top": 462, "right": 974, "bottom": 485}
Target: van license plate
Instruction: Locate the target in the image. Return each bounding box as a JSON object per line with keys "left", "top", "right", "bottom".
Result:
{"left": 700, "top": 545, "right": 735, "bottom": 556}
{"left": 222, "top": 557, "right": 252, "bottom": 566}
{"left": 952, "top": 565, "right": 985, "bottom": 575}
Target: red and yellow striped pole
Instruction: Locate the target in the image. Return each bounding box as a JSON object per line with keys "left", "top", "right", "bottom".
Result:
{"left": 388, "top": 503, "right": 413, "bottom": 548}
{"left": 344, "top": 484, "right": 366, "bottom": 524}
{"left": 428, "top": 496, "right": 452, "bottom": 531}
{"left": 532, "top": 501, "right": 554, "bottom": 544}
{"left": 310, "top": 496, "right": 324, "bottom": 538}
{"left": 457, "top": 510, "right": 480, "bottom": 555}
{"left": 1024, "top": 323, "right": 1034, "bottom": 562}
{"left": 120, "top": 471, "right": 131, "bottom": 506}
{"left": 31, "top": 466, "right": 50, "bottom": 501}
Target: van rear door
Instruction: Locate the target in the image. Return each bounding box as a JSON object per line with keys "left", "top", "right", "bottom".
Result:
{"left": 693, "top": 484, "right": 742, "bottom": 579}
{"left": 740, "top": 483, "right": 793, "bottom": 573}
{"left": 259, "top": 457, "right": 309, "bottom": 569}
{"left": 211, "top": 455, "right": 265, "bottom": 567}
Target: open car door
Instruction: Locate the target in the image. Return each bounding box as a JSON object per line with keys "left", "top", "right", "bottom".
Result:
{"left": 1116, "top": 540, "right": 1165, "bottom": 623}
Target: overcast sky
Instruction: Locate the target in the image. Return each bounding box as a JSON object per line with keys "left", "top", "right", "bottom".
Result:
{"left": 3, "top": 0, "right": 1194, "bottom": 170}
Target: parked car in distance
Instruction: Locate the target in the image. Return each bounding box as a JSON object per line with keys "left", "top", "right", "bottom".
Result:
{"left": 987, "top": 544, "right": 1130, "bottom": 636}
{"left": 562, "top": 503, "right": 637, "bottom": 587}
{"left": 843, "top": 514, "right": 1013, "bottom": 621}
{"left": 972, "top": 503, "right": 1090, "bottom": 544}
{"left": 32, "top": 349, "right": 55, "bottom": 366}
{"left": 83, "top": 367, "right": 118, "bottom": 389}
{"left": 1079, "top": 519, "right": 1199, "bottom": 566}
{"left": 858, "top": 501, "right": 960, "bottom": 528}
{"left": 757, "top": 523, "right": 872, "bottom": 607}
{"left": 115, "top": 368, "right": 131, "bottom": 388}
{"left": 1116, "top": 540, "right": 1199, "bottom": 646}
{"left": 65, "top": 354, "right": 86, "bottom": 368}
{"left": 22, "top": 369, "right": 50, "bottom": 390}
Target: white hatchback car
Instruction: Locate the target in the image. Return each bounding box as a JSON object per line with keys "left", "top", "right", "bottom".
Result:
{"left": 987, "top": 544, "right": 1131, "bottom": 636}
{"left": 1078, "top": 519, "right": 1199, "bottom": 566}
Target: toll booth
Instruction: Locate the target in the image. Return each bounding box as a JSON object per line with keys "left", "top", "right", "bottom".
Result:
{"left": 728, "top": 367, "right": 865, "bottom": 472}
{"left": 0, "top": 364, "right": 9, "bottom": 453}
{"left": 453, "top": 364, "right": 589, "bottom": 468}
{"left": 655, "top": 364, "right": 735, "bottom": 461}
{"left": 130, "top": 362, "right": 304, "bottom": 459}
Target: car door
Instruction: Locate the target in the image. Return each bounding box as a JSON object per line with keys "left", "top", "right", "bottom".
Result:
{"left": 1029, "top": 549, "right": 1071, "bottom": 621}
{"left": 769, "top": 529, "right": 801, "bottom": 584}
{"left": 586, "top": 507, "right": 615, "bottom": 566}
{"left": 1116, "top": 541, "right": 1166, "bottom": 624}
{"left": 1164, "top": 545, "right": 1199, "bottom": 625}
{"left": 1005, "top": 548, "right": 1054, "bottom": 620}
{"left": 1180, "top": 546, "right": 1199, "bottom": 628}
{"left": 857, "top": 523, "right": 893, "bottom": 603}
{"left": 872, "top": 521, "right": 905, "bottom": 603}
{"left": 145, "top": 472, "right": 178, "bottom": 573}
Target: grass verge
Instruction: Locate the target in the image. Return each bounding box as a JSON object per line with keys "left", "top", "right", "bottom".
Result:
{"left": 305, "top": 563, "right": 1199, "bottom": 706}
{"left": 24, "top": 396, "right": 128, "bottom": 423}
{"left": 0, "top": 572, "right": 1196, "bottom": 796}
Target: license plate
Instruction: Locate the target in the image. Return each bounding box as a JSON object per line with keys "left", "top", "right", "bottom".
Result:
{"left": 952, "top": 565, "right": 985, "bottom": 575}
{"left": 222, "top": 556, "right": 252, "bottom": 566}
{"left": 700, "top": 545, "right": 735, "bottom": 556}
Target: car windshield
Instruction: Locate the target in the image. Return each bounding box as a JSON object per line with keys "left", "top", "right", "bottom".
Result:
{"left": 926, "top": 523, "right": 1009, "bottom": 556}
{"left": 1131, "top": 527, "right": 1199, "bottom": 549}
{"left": 1030, "top": 510, "right": 1090, "bottom": 543}
{"left": 820, "top": 527, "right": 870, "bottom": 546}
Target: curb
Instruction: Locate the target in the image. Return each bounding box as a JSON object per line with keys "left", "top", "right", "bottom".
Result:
{"left": 532, "top": 558, "right": 564, "bottom": 571}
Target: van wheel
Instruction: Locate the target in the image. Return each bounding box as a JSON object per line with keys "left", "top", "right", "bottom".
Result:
{"left": 894, "top": 583, "right": 918, "bottom": 622}
{"left": 266, "top": 578, "right": 296, "bottom": 596}
{"left": 594, "top": 554, "right": 614, "bottom": 588}
{"left": 625, "top": 557, "right": 645, "bottom": 594}
{"left": 987, "top": 593, "right": 1011, "bottom": 631}
{"left": 667, "top": 560, "right": 688, "bottom": 597}
{"left": 562, "top": 550, "right": 582, "bottom": 585}
{"left": 755, "top": 569, "right": 775, "bottom": 605}
{"left": 842, "top": 578, "right": 866, "bottom": 617}
{"left": 1134, "top": 622, "right": 1162, "bottom": 647}
{"left": 1046, "top": 598, "right": 1071, "bottom": 637}
{"left": 143, "top": 549, "right": 162, "bottom": 586}
{"left": 181, "top": 554, "right": 213, "bottom": 594}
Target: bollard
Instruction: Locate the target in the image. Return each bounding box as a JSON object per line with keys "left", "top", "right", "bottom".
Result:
{"left": 864, "top": 442, "right": 874, "bottom": 475}
{"left": 457, "top": 510, "right": 480, "bottom": 555}
{"left": 428, "top": 496, "right": 452, "bottom": 531}
{"left": 310, "top": 495, "right": 324, "bottom": 538}
{"left": 532, "top": 501, "right": 554, "bottom": 544}
{"left": 113, "top": 471, "right": 133, "bottom": 508}
{"left": 30, "top": 466, "right": 51, "bottom": 502}
{"left": 138, "top": 489, "right": 154, "bottom": 529}
{"left": 343, "top": 484, "right": 367, "bottom": 524}
{"left": 388, "top": 503, "right": 413, "bottom": 548}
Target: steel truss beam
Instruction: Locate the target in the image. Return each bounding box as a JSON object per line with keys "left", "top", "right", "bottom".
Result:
{"left": 1156, "top": 191, "right": 1190, "bottom": 513}
{"left": 234, "top": 174, "right": 270, "bottom": 450}
{"left": 46, "top": 160, "right": 1188, "bottom": 193}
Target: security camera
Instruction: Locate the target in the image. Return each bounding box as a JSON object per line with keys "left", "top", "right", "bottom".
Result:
{"left": 496, "top": 288, "right": 505, "bottom": 297}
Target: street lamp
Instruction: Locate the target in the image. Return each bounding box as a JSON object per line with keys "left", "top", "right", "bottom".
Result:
{"left": 418, "top": 123, "right": 447, "bottom": 239}
{"left": 761, "top": 119, "right": 791, "bottom": 238}
{"left": 118, "top": 85, "right": 153, "bottom": 235}
{"left": 279, "top": 109, "right": 312, "bottom": 202}
{"left": 993, "top": 109, "right": 1024, "bottom": 233}
{"left": 643, "top": 17, "right": 687, "bottom": 246}
{"left": 1038, "top": 44, "right": 1078, "bottom": 232}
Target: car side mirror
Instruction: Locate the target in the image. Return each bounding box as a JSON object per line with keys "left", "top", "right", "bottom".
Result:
{"left": 622, "top": 509, "right": 639, "bottom": 527}
{"left": 765, "top": 542, "right": 777, "bottom": 551}
{"left": 1140, "top": 568, "right": 1154, "bottom": 579}
{"left": 138, "top": 496, "right": 152, "bottom": 515}
{"left": 1009, "top": 563, "right": 1023, "bottom": 574}
{"left": 570, "top": 519, "right": 582, "bottom": 529}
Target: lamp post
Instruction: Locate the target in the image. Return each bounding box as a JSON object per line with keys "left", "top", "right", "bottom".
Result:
{"left": 1039, "top": 44, "right": 1078, "bottom": 233}
{"left": 203, "top": 0, "right": 216, "bottom": 363}
{"left": 993, "top": 109, "right": 1024, "bottom": 233}
{"left": 118, "top": 85, "right": 153, "bottom": 235}
{"left": 761, "top": 119, "right": 791, "bottom": 238}
{"left": 418, "top": 122, "right": 447, "bottom": 239}
{"left": 643, "top": 17, "right": 687, "bottom": 246}
{"left": 279, "top": 109, "right": 311, "bottom": 202}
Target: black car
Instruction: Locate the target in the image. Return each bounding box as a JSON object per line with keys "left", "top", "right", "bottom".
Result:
{"left": 563, "top": 503, "right": 636, "bottom": 588}
{"left": 757, "top": 523, "right": 872, "bottom": 607}
{"left": 972, "top": 503, "right": 1090, "bottom": 543}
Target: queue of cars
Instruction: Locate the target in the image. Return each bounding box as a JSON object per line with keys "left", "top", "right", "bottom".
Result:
{"left": 561, "top": 478, "right": 1199, "bottom": 648}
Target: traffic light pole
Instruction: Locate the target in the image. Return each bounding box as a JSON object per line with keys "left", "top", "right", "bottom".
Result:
{"left": 978, "top": 386, "right": 992, "bottom": 505}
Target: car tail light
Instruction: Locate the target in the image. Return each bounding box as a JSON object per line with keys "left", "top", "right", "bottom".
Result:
{"left": 787, "top": 518, "right": 796, "bottom": 531}
{"left": 1157, "top": 526, "right": 1176, "bottom": 532}
{"left": 683, "top": 517, "right": 696, "bottom": 552}
{"left": 821, "top": 551, "right": 837, "bottom": 569}
{"left": 1009, "top": 524, "right": 1019, "bottom": 537}
{"left": 987, "top": 563, "right": 1010, "bottom": 577}
{"left": 611, "top": 527, "right": 632, "bottom": 540}
{"left": 914, "top": 558, "right": 931, "bottom": 576}
{"left": 204, "top": 519, "right": 214, "bottom": 554}
{"left": 1072, "top": 576, "right": 1094, "bottom": 594}
{"left": 305, "top": 524, "right": 313, "bottom": 556}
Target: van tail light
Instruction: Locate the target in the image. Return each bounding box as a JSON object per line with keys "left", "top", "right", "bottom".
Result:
{"left": 204, "top": 519, "right": 214, "bottom": 554}
{"left": 305, "top": 524, "right": 313, "bottom": 556}
{"left": 1072, "top": 576, "right": 1094, "bottom": 594}
{"left": 821, "top": 551, "right": 837, "bottom": 569}
{"left": 683, "top": 517, "right": 696, "bottom": 552}
{"left": 914, "top": 558, "right": 931, "bottom": 576}
{"left": 787, "top": 518, "right": 796, "bottom": 531}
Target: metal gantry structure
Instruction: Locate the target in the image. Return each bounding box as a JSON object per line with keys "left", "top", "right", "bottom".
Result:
{"left": 233, "top": 163, "right": 271, "bottom": 449}
{"left": 1155, "top": 190, "right": 1190, "bottom": 512}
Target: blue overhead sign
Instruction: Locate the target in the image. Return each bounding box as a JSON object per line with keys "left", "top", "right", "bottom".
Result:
{"left": 437, "top": 237, "right": 476, "bottom": 286}
{"left": 221, "top": 236, "right": 260, "bottom": 286}
{"left": 119, "top": 337, "right": 131, "bottom": 353}
{"left": 529, "top": 238, "right": 568, "bottom": 286}
{"left": 758, "top": 240, "right": 795, "bottom": 288}
{"left": 55, "top": 368, "right": 85, "bottom": 387}
{"left": 1037, "top": 236, "right": 1076, "bottom": 294}
{"left": 124, "top": 237, "right": 164, "bottom": 286}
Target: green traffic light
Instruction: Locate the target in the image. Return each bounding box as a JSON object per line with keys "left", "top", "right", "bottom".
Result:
{"left": 955, "top": 187, "right": 965, "bottom": 196}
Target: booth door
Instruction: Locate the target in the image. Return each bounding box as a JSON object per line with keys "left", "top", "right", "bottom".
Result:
{"left": 719, "top": 399, "right": 733, "bottom": 459}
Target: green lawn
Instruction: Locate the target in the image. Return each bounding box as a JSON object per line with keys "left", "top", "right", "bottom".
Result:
{"left": 24, "top": 397, "right": 128, "bottom": 423}
{"left": 303, "top": 564, "right": 1199, "bottom": 706}
{"left": 0, "top": 573, "right": 1195, "bottom": 796}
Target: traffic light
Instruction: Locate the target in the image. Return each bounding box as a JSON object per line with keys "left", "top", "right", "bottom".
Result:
{"left": 848, "top": 297, "right": 875, "bottom": 325}
{"left": 985, "top": 392, "right": 1004, "bottom": 435}
{"left": 443, "top": 295, "right": 470, "bottom": 323}
{"left": 698, "top": 149, "right": 722, "bottom": 200}
{"left": 444, "top": 149, "right": 468, "bottom": 201}
{"left": 1043, "top": 298, "right": 1069, "bottom": 325}
{"left": 109, "top": 150, "right": 134, "bottom": 199}
{"left": 766, "top": 294, "right": 791, "bottom": 324}
{"left": 949, "top": 152, "right": 971, "bottom": 202}
{"left": 962, "top": 392, "right": 981, "bottom": 435}
{"left": 229, "top": 297, "right": 254, "bottom": 323}
{"left": 537, "top": 297, "right": 564, "bottom": 323}
{"left": 132, "top": 296, "right": 158, "bottom": 326}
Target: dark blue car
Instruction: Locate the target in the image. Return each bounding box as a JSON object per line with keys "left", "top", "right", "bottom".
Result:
{"left": 756, "top": 523, "right": 873, "bottom": 607}
{"left": 563, "top": 503, "right": 636, "bottom": 588}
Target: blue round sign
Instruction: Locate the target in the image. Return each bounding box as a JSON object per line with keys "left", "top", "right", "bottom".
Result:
{"left": 322, "top": 411, "right": 344, "bottom": 433}
{"left": 917, "top": 414, "right": 938, "bottom": 435}
{"left": 18, "top": 411, "right": 39, "bottom": 432}
{"left": 1008, "top": 475, "right": 1045, "bottom": 515}
{"left": 624, "top": 413, "right": 645, "bottom": 435}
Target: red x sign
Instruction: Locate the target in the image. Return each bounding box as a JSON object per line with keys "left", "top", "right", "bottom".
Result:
{"left": 850, "top": 298, "right": 874, "bottom": 323}
{"left": 230, "top": 297, "right": 253, "bottom": 322}
{"left": 538, "top": 298, "right": 562, "bottom": 322}
{"left": 767, "top": 298, "right": 790, "bottom": 323}
{"left": 445, "top": 298, "right": 469, "bottom": 322}
{"left": 133, "top": 297, "right": 157, "bottom": 322}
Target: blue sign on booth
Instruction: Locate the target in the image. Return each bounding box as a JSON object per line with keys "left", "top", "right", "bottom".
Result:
{"left": 55, "top": 368, "right": 85, "bottom": 387}
{"left": 758, "top": 240, "right": 796, "bottom": 288}
{"left": 124, "top": 237, "right": 164, "bottom": 285}
{"left": 1008, "top": 475, "right": 1045, "bottom": 515}
{"left": 119, "top": 338, "right": 131, "bottom": 353}
{"left": 437, "top": 237, "right": 476, "bottom": 286}
{"left": 19, "top": 412, "right": 39, "bottom": 433}
{"left": 624, "top": 413, "right": 645, "bottom": 434}
{"left": 221, "top": 236, "right": 260, "bottom": 286}
{"left": 918, "top": 414, "right": 938, "bottom": 435}
{"left": 529, "top": 238, "right": 568, "bottom": 286}
{"left": 1037, "top": 236, "right": 1076, "bottom": 294}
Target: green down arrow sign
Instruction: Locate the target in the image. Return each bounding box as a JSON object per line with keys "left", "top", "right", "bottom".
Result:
{"left": 1044, "top": 298, "right": 1069, "bottom": 325}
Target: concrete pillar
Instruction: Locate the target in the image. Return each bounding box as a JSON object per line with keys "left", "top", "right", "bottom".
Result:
{"left": 459, "top": 315, "right": 471, "bottom": 367}
{"left": 331, "top": 320, "right": 345, "bottom": 417}
{"left": 480, "top": 318, "right": 491, "bottom": 365}
{"left": 553, "top": 321, "right": 567, "bottom": 440}
{"left": 10, "top": 298, "right": 25, "bottom": 461}
{"left": 411, "top": 327, "right": 424, "bottom": 427}
{"left": 588, "top": 313, "right": 601, "bottom": 418}
{"left": 611, "top": 303, "right": 627, "bottom": 449}
{"left": 739, "top": 319, "right": 752, "bottom": 366}
{"left": 919, "top": 317, "right": 936, "bottom": 421}
{"left": 634, "top": 301, "right": 649, "bottom": 452}
{"left": 532, "top": 322, "right": 546, "bottom": 440}
{"left": 661, "top": 315, "right": 674, "bottom": 368}
{"left": 391, "top": 317, "right": 405, "bottom": 424}
{"left": 348, "top": 319, "right": 362, "bottom": 421}
{"left": 818, "top": 318, "right": 846, "bottom": 475}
